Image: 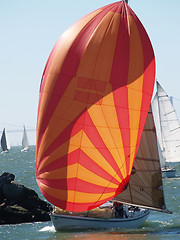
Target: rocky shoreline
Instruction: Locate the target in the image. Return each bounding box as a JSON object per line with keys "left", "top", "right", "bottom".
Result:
{"left": 0, "top": 172, "right": 52, "bottom": 224}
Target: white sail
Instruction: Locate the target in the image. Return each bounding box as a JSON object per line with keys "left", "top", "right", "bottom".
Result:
{"left": 152, "top": 81, "right": 180, "bottom": 165}
{"left": 152, "top": 93, "right": 166, "bottom": 167}
{"left": 21, "top": 125, "right": 29, "bottom": 151}
{"left": 1, "top": 128, "right": 10, "bottom": 152}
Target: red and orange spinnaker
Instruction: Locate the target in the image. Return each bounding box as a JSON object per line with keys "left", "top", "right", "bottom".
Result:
{"left": 36, "top": 1, "right": 155, "bottom": 212}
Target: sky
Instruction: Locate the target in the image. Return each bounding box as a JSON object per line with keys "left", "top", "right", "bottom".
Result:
{"left": 1, "top": 0, "right": 180, "bottom": 146}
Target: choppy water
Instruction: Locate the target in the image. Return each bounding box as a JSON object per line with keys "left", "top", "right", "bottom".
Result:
{"left": 0, "top": 146, "right": 179, "bottom": 240}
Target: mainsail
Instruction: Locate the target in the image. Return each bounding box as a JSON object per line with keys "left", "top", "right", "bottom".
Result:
{"left": 152, "top": 81, "right": 180, "bottom": 166}
{"left": 36, "top": 1, "right": 155, "bottom": 212}
{"left": 113, "top": 106, "right": 170, "bottom": 213}
{"left": 22, "top": 125, "right": 29, "bottom": 151}
{"left": 1, "top": 128, "right": 10, "bottom": 152}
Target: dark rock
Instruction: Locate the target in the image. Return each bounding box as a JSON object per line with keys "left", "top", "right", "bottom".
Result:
{"left": 0, "top": 172, "right": 15, "bottom": 185}
{"left": 0, "top": 205, "right": 33, "bottom": 224}
{"left": 2, "top": 181, "right": 38, "bottom": 204}
{"left": 0, "top": 172, "right": 51, "bottom": 225}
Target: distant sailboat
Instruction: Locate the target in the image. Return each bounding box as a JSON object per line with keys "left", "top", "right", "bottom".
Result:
{"left": 152, "top": 81, "right": 180, "bottom": 178}
{"left": 21, "top": 125, "right": 29, "bottom": 152}
{"left": 1, "top": 128, "right": 10, "bottom": 153}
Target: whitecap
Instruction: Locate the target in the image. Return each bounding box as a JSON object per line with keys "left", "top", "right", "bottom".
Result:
{"left": 39, "top": 225, "right": 55, "bottom": 233}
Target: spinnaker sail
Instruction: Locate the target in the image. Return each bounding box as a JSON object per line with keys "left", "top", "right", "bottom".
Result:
{"left": 36, "top": 1, "right": 155, "bottom": 212}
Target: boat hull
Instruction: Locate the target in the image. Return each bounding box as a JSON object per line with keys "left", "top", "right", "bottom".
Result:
{"left": 162, "top": 168, "right": 176, "bottom": 178}
{"left": 21, "top": 147, "right": 29, "bottom": 152}
{"left": 50, "top": 210, "right": 150, "bottom": 230}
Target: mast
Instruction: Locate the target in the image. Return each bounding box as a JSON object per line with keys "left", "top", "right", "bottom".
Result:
{"left": 155, "top": 80, "right": 167, "bottom": 167}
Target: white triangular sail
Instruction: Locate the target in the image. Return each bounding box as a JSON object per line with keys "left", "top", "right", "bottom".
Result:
{"left": 152, "top": 81, "right": 180, "bottom": 166}
{"left": 152, "top": 93, "right": 166, "bottom": 167}
{"left": 21, "top": 125, "right": 29, "bottom": 151}
{"left": 1, "top": 128, "right": 10, "bottom": 152}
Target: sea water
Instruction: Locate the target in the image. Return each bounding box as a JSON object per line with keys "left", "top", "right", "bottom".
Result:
{"left": 0, "top": 146, "right": 179, "bottom": 240}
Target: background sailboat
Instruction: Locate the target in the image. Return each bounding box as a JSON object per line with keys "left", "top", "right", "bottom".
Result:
{"left": 152, "top": 81, "right": 180, "bottom": 178}
{"left": 1, "top": 128, "right": 10, "bottom": 153}
{"left": 21, "top": 125, "right": 30, "bottom": 152}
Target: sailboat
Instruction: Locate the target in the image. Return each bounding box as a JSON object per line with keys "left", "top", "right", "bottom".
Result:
{"left": 1, "top": 128, "right": 10, "bottom": 153}
{"left": 152, "top": 81, "right": 180, "bottom": 178}
{"left": 21, "top": 125, "right": 30, "bottom": 152}
{"left": 36, "top": 1, "right": 169, "bottom": 230}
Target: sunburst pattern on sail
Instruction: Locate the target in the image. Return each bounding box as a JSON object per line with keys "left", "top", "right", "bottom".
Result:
{"left": 36, "top": 1, "right": 155, "bottom": 212}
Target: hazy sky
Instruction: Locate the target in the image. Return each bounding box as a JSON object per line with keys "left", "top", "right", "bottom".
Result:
{"left": 1, "top": 0, "right": 180, "bottom": 146}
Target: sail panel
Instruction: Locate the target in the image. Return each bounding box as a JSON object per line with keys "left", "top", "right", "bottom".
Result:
{"left": 152, "top": 82, "right": 180, "bottom": 164}
{"left": 113, "top": 107, "right": 167, "bottom": 212}
{"left": 22, "top": 125, "right": 29, "bottom": 150}
{"left": 152, "top": 92, "right": 166, "bottom": 167}
{"left": 36, "top": 1, "right": 155, "bottom": 212}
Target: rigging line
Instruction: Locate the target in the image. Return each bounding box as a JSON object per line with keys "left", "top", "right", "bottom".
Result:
{"left": 0, "top": 124, "right": 35, "bottom": 130}
{"left": 0, "top": 122, "right": 24, "bottom": 128}
{"left": 170, "top": 127, "right": 180, "bottom": 132}
{"left": 163, "top": 140, "right": 180, "bottom": 143}
{"left": 161, "top": 119, "right": 178, "bottom": 122}
{"left": 158, "top": 95, "right": 169, "bottom": 98}
{"left": 173, "top": 97, "right": 180, "bottom": 102}
{"left": 164, "top": 110, "right": 175, "bottom": 116}
{"left": 0, "top": 129, "right": 35, "bottom": 133}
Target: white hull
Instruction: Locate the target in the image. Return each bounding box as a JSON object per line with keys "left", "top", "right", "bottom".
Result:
{"left": 51, "top": 210, "right": 150, "bottom": 230}
{"left": 162, "top": 168, "right": 176, "bottom": 178}
{"left": 1, "top": 150, "right": 9, "bottom": 154}
{"left": 21, "top": 147, "right": 29, "bottom": 152}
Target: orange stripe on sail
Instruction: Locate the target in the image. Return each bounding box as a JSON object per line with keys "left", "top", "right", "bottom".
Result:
{"left": 88, "top": 91, "right": 127, "bottom": 178}
{"left": 39, "top": 163, "right": 119, "bottom": 189}
{"left": 37, "top": 130, "right": 83, "bottom": 172}
{"left": 80, "top": 131, "right": 122, "bottom": 182}
{"left": 127, "top": 15, "right": 144, "bottom": 174}
{"left": 37, "top": 10, "right": 102, "bottom": 165}
{"left": 76, "top": 12, "right": 120, "bottom": 83}
{"left": 39, "top": 181, "right": 115, "bottom": 203}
